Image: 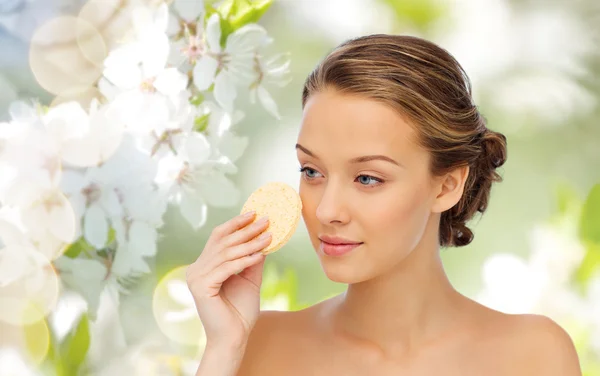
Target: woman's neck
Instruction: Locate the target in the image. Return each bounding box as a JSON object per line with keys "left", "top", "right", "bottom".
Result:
{"left": 329, "top": 233, "right": 468, "bottom": 357}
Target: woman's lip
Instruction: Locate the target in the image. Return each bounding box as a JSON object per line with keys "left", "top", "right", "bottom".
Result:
{"left": 320, "top": 240, "right": 363, "bottom": 256}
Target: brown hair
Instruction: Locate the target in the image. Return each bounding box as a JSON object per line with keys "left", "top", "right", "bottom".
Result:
{"left": 301, "top": 34, "right": 507, "bottom": 247}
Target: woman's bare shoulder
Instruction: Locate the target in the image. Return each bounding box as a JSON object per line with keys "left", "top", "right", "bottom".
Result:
{"left": 236, "top": 303, "right": 325, "bottom": 376}
{"left": 505, "top": 313, "right": 581, "bottom": 375}
{"left": 473, "top": 307, "right": 581, "bottom": 375}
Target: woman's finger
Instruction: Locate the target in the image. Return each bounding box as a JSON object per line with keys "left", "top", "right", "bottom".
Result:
{"left": 206, "top": 232, "right": 272, "bottom": 272}
{"left": 200, "top": 211, "right": 257, "bottom": 259}
{"left": 221, "top": 216, "right": 269, "bottom": 248}
{"left": 203, "top": 252, "right": 266, "bottom": 297}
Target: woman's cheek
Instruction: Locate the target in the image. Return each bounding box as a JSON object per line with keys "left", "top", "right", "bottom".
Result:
{"left": 385, "top": 184, "right": 432, "bottom": 245}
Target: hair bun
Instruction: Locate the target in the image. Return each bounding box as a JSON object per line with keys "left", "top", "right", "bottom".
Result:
{"left": 451, "top": 223, "right": 474, "bottom": 247}
{"left": 481, "top": 130, "right": 507, "bottom": 170}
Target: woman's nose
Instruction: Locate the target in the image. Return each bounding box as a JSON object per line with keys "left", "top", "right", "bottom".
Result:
{"left": 315, "top": 183, "right": 349, "bottom": 225}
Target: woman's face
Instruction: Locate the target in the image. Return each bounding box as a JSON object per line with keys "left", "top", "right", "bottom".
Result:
{"left": 296, "top": 89, "right": 440, "bottom": 283}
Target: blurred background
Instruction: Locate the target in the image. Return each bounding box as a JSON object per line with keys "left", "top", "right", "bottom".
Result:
{"left": 1, "top": 0, "right": 599, "bottom": 374}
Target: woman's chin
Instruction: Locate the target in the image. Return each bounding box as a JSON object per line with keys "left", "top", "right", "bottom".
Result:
{"left": 318, "top": 259, "right": 372, "bottom": 284}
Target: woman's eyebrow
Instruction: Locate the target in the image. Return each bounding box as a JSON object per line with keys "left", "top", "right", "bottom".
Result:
{"left": 295, "top": 143, "right": 401, "bottom": 167}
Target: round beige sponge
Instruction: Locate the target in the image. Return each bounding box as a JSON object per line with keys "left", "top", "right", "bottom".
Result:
{"left": 240, "top": 182, "right": 302, "bottom": 255}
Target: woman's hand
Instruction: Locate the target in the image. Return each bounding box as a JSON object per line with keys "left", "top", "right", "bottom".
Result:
{"left": 186, "top": 211, "right": 271, "bottom": 349}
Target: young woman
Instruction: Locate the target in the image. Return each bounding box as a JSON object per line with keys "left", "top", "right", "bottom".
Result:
{"left": 186, "top": 34, "right": 582, "bottom": 375}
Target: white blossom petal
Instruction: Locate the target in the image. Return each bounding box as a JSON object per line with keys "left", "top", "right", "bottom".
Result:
{"left": 68, "top": 194, "right": 85, "bottom": 239}
{"left": 155, "top": 154, "right": 186, "bottom": 187}
{"left": 154, "top": 3, "right": 170, "bottom": 33}
{"left": 59, "top": 169, "right": 87, "bottom": 195}
{"left": 193, "top": 56, "right": 219, "bottom": 91}
{"left": 131, "top": 6, "right": 153, "bottom": 36}
{"left": 106, "top": 90, "right": 144, "bottom": 125}
{"left": 213, "top": 70, "right": 237, "bottom": 112}
{"left": 166, "top": 11, "right": 180, "bottom": 37}
{"left": 61, "top": 104, "right": 125, "bottom": 167}
{"left": 110, "top": 217, "right": 127, "bottom": 246}
{"left": 33, "top": 231, "right": 67, "bottom": 261}
{"left": 84, "top": 204, "right": 108, "bottom": 249}
{"left": 47, "top": 196, "right": 77, "bottom": 244}
{"left": 97, "top": 77, "right": 120, "bottom": 102}
{"left": 44, "top": 102, "right": 90, "bottom": 142}
{"left": 174, "top": 0, "right": 205, "bottom": 22}
{"left": 196, "top": 171, "right": 239, "bottom": 207}
{"left": 203, "top": 100, "right": 230, "bottom": 137}
{"left": 0, "top": 215, "right": 28, "bottom": 247}
{"left": 225, "top": 24, "right": 267, "bottom": 55}
{"left": 180, "top": 190, "right": 207, "bottom": 229}
{"left": 201, "top": 155, "right": 238, "bottom": 175}
{"left": 257, "top": 85, "right": 281, "bottom": 119}
{"left": 125, "top": 94, "right": 171, "bottom": 135}
{"left": 128, "top": 221, "right": 157, "bottom": 258}
{"left": 103, "top": 43, "right": 142, "bottom": 70}
{"left": 103, "top": 55, "right": 142, "bottom": 90}
{"left": 264, "top": 53, "right": 291, "bottom": 78}
{"left": 140, "top": 31, "right": 170, "bottom": 78}
{"left": 0, "top": 247, "right": 33, "bottom": 287}
{"left": 99, "top": 188, "right": 122, "bottom": 218}
{"left": 154, "top": 68, "right": 188, "bottom": 97}
{"left": 111, "top": 243, "right": 150, "bottom": 276}
{"left": 3, "top": 176, "right": 48, "bottom": 207}
{"left": 206, "top": 13, "right": 222, "bottom": 53}
{"left": 53, "top": 257, "right": 107, "bottom": 318}
{"left": 184, "top": 132, "right": 211, "bottom": 165}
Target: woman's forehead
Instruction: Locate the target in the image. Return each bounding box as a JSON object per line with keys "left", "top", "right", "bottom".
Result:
{"left": 298, "top": 91, "right": 418, "bottom": 158}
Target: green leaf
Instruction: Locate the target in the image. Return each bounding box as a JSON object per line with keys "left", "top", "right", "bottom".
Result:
{"left": 60, "top": 313, "right": 91, "bottom": 373}
{"left": 204, "top": 3, "right": 220, "bottom": 19}
{"left": 65, "top": 227, "right": 116, "bottom": 258}
{"left": 574, "top": 243, "right": 600, "bottom": 289}
{"left": 63, "top": 237, "right": 94, "bottom": 258}
{"left": 106, "top": 227, "right": 116, "bottom": 245}
{"left": 194, "top": 112, "right": 211, "bottom": 133}
{"left": 229, "top": 0, "right": 273, "bottom": 30}
{"left": 217, "top": 0, "right": 235, "bottom": 19}
{"left": 378, "top": 0, "right": 447, "bottom": 31}
{"left": 217, "top": 0, "right": 274, "bottom": 44}
{"left": 579, "top": 184, "right": 600, "bottom": 245}
{"left": 190, "top": 92, "right": 205, "bottom": 106}
{"left": 22, "top": 318, "right": 50, "bottom": 365}
{"left": 43, "top": 315, "right": 68, "bottom": 376}
{"left": 219, "top": 20, "right": 235, "bottom": 46}
{"left": 45, "top": 329, "right": 57, "bottom": 364}
{"left": 555, "top": 183, "right": 581, "bottom": 216}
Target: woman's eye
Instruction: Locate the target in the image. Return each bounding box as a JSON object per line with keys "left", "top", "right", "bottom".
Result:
{"left": 299, "top": 167, "right": 321, "bottom": 179}
{"left": 299, "top": 167, "right": 383, "bottom": 187}
{"left": 356, "top": 175, "right": 383, "bottom": 186}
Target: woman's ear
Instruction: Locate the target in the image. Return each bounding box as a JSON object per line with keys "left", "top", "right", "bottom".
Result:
{"left": 431, "top": 165, "right": 470, "bottom": 214}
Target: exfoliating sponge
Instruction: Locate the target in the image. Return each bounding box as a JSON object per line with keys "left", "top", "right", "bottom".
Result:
{"left": 240, "top": 182, "right": 302, "bottom": 255}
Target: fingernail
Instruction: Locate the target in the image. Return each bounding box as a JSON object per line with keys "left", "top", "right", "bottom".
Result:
{"left": 243, "top": 211, "right": 255, "bottom": 218}
{"left": 258, "top": 232, "right": 271, "bottom": 240}
{"left": 256, "top": 216, "right": 269, "bottom": 225}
